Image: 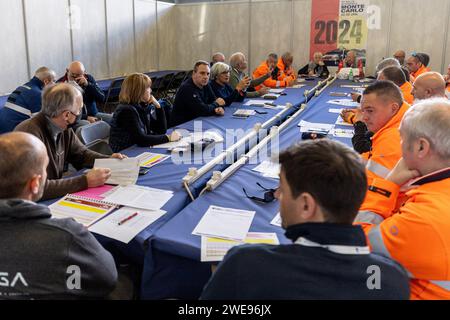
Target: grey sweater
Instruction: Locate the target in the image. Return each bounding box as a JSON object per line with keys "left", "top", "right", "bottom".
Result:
{"left": 0, "top": 199, "right": 117, "bottom": 299}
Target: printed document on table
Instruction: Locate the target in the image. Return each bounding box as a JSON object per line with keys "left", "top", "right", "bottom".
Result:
{"left": 329, "top": 108, "right": 344, "bottom": 114}
{"left": 153, "top": 130, "right": 223, "bottom": 149}
{"left": 89, "top": 206, "right": 166, "bottom": 243}
{"left": 252, "top": 160, "right": 280, "bottom": 179}
{"left": 192, "top": 205, "right": 255, "bottom": 242}
{"left": 104, "top": 185, "right": 173, "bottom": 210}
{"left": 94, "top": 158, "right": 139, "bottom": 186}
{"left": 327, "top": 99, "right": 360, "bottom": 107}
{"left": 136, "top": 152, "right": 170, "bottom": 168}
{"left": 269, "top": 89, "right": 285, "bottom": 94}
{"left": 49, "top": 194, "right": 118, "bottom": 227}
{"left": 332, "top": 128, "right": 354, "bottom": 138}
{"left": 335, "top": 115, "right": 354, "bottom": 127}
{"left": 243, "top": 99, "right": 274, "bottom": 106}
{"left": 270, "top": 212, "right": 282, "bottom": 227}
{"left": 201, "top": 232, "right": 279, "bottom": 262}
{"left": 298, "top": 120, "right": 334, "bottom": 133}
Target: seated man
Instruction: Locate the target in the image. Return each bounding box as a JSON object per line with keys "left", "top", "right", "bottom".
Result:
{"left": 355, "top": 99, "right": 450, "bottom": 299}
{"left": 406, "top": 53, "right": 431, "bottom": 81}
{"left": 0, "top": 132, "right": 117, "bottom": 299}
{"left": 411, "top": 71, "right": 446, "bottom": 103}
{"left": 393, "top": 50, "right": 406, "bottom": 66}
{"left": 228, "top": 52, "right": 270, "bottom": 97}
{"left": 58, "top": 61, "right": 111, "bottom": 123}
{"left": 277, "top": 52, "right": 297, "bottom": 83}
{"left": 170, "top": 61, "right": 225, "bottom": 126}
{"left": 253, "top": 53, "right": 294, "bottom": 90}
{"left": 307, "top": 51, "right": 329, "bottom": 77}
{"left": 344, "top": 50, "right": 360, "bottom": 68}
{"left": 378, "top": 66, "right": 414, "bottom": 104}
{"left": 210, "top": 52, "right": 225, "bottom": 67}
{"left": 0, "top": 67, "right": 56, "bottom": 134}
{"left": 201, "top": 139, "right": 410, "bottom": 300}
{"left": 342, "top": 81, "right": 409, "bottom": 187}
{"left": 15, "top": 83, "right": 126, "bottom": 200}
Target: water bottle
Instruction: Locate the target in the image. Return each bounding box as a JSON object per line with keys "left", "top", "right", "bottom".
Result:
{"left": 348, "top": 68, "right": 354, "bottom": 81}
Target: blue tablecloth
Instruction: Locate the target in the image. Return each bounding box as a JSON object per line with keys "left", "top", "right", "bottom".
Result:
{"left": 141, "top": 79, "right": 363, "bottom": 299}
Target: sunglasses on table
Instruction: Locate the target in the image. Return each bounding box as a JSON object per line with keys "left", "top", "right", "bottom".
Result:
{"left": 242, "top": 182, "right": 277, "bottom": 203}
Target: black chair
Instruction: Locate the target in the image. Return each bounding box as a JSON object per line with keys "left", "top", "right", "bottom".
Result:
{"left": 75, "top": 121, "right": 113, "bottom": 155}
{"left": 165, "top": 71, "right": 187, "bottom": 101}
{"left": 104, "top": 77, "right": 125, "bottom": 113}
{"left": 153, "top": 73, "right": 175, "bottom": 99}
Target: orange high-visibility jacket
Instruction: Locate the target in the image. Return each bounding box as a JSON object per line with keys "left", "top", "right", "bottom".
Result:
{"left": 277, "top": 58, "right": 297, "bottom": 83}
{"left": 252, "top": 61, "right": 288, "bottom": 90}
{"left": 355, "top": 168, "right": 450, "bottom": 299}
{"left": 400, "top": 82, "right": 414, "bottom": 105}
{"left": 361, "top": 102, "right": 410, "bottom": 186}
{"left": 411, "top": 65, "right": 431, "bottom": 81}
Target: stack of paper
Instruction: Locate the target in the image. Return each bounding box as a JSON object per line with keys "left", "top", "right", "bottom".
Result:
{"left": 104, "top": 185, "right": 173, "bottom": 210}
{"left": 49, "top": 194, "right": 118, "bottom": 227}
{"left": 89, "top": 207, "right": 166, "bottom": 243}
{"left": 136, "top": 152, "right": 170, "bottom": 168}
{"left": 252, "top": 160, "right": 280, "bottom": 179}
{"left": 94, "top": 158, "right": 139, "bottom": 186}
{"left": 72, "top": 184, "right": 116, "bottom": 200}
{"left": 192, "top": 206, "right": 255, "bottom": 242}
{"left": 201, "top": 232, "right": 279, "bottom": 262}
{"left": 298, "top": 120, "right": 334, "bottom": 133}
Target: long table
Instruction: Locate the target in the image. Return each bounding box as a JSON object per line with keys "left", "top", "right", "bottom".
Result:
{"left": 141, "top": 79, "right": 366, "bottom": 299}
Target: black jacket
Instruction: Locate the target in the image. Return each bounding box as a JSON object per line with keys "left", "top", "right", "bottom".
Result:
{"left": 0, "top": 199, "right": 117, "bottom": 299}
{"left": 109, "top": 102, "right": 169, "bottom": 152}
{"left": 201, "top": 222, "right": 410, "bottom": 300}
{"left": 170, "top": 78, "right": 219, "bottom": 126}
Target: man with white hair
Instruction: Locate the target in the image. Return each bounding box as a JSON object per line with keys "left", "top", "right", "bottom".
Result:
{"left": 0, "top": 67, "right": 56, "bottom": 133}
{"left": 58, "top": 61, "right": 111, "bottom": 123}
{"left": 229, "top": 52, "right": 270, "bottom": 97}
{"left": 355, "top": 99, "right": 450, "bottom": 299}
{"left": 411, "top": 71, "right": 446, "bottom": 103}
{"left": 15, "top": 83, "right": 126, "bottom": 200}
{"left": 210, "top": 52, "right": 225, "bottom": 67}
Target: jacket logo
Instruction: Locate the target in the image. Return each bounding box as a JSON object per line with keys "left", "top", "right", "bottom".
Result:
{"left": 0, "top": 272, "right": 28, "bottom": 288}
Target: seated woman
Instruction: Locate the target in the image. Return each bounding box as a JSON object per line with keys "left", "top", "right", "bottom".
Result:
{"left": 308, "top": 52, "right": 329, "bottom": 78}
{"left": 209, "top": 62, "right": 250, "bottom": 106}
{"left": 109, "top": 73, "right": 180, "bottom": 152}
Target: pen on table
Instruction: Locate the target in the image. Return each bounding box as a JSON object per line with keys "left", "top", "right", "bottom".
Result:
{"left": 118, "top": 212, "right": 138, "bottom": 226}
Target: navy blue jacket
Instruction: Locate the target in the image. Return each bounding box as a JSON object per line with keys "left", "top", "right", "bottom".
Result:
{"left": 201, "top": 222, "right": 410, "bottom": 300}
{"left": 109, "top": 102, "right": 169, "bottom": 152}
{"left": 0, "top": 77, "right": 44, "bottom": 134}
{"left": 170, "top": 78, "right": 219, "bottom": 126}
{"left": 57, "top": 73, "right": 104, "bottom": 118}
{"left": 209, "top": 80, "right": 244, "bottom": 106}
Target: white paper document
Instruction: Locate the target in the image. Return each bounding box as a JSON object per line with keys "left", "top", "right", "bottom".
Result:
{"left": 327, "top": 99, "right": 360, "bottom": 107}
{"left": 335, "top": 115, "right": 354, "bottom": 127}
{"left": 333, "top": 128, "right": 354, "bottom": 138}
{"left": 104, "top": 185, "right": 173, "bottom": 210}
{"left": 329, "top": 108, "right": 344, "bottom": 113}
{"left": 252, "top": 160, "right": 280, "bottom": 179}
{"left": 292, "top": 84, "right": 307, "bottom": 88}
{"left": 233, "top": 109, "right": 256, "bottom": 117}
{"left": 136, "top": 152, "right": 170, "bottom": 168}
{"left": 270, "top": 212, "right": 282, "bottom": 227}
{"left": 269, "top": 89, "right": 285, "bottom": 94}
{"left": 201, "top": 232, "right": 279, "bottom": 262}
{"left": 243, "top": 99, "right": 274, "bottom": 106}
{"left": 94, "top": 158, "right": 139, "bottom": 186}
{"left": 192, "top": 206, "right": 255, "bottom": 242}
{"left": 153, "top": 131, "right": 223, "bottom": 149}
{"left": 89, "top": 207, "right": 166, "bottom": 243}
{"left": 298, "top": 120, "right": 334, "bottom": 133}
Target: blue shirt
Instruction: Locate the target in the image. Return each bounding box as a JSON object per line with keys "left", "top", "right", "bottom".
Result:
{"left": 209, "top": 80, "right": 244, "bottom": 106}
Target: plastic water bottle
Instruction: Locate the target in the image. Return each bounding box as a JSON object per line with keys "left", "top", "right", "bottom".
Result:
{"left": 348, "top": 68, "right": 354, "bottom": 81}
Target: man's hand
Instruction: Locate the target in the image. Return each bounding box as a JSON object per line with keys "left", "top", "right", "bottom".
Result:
{"left": 169, "top": 131, "right": 181, "bottom": 142}
{"left": 86, "top": 168, "right": 111, "bottom": 187}
{"left": 386, "top": 158, "right": 421, "bottom": 186}
{"left": 111, "top": 153, "right": 127, "bottom": 159}
{"left": 236, "top": 76, "right": 251, "bottom": 91}
{"left": 215, "top": 98, "right": 226, "bottom": 107}
{"left": 340, "top": 108, "right": 361, "bottom": 124}
{"left": 76, "top": 76, "right": 88, "bottom": 87}
{"left": 351, "top": 92, "right": 361, "bottom": 102}
{"left": 87, "top": 116, "right": 98, "bottom": 123}
{"left": 258, "top": 86, "right": 270, "bottom": 96}
{"left": 214, "top": 107, "right": 225, "bottom": 116}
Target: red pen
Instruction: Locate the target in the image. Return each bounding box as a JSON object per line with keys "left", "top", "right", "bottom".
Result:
{"left": 117, "top": 212, "right": 138, "bottom": 226}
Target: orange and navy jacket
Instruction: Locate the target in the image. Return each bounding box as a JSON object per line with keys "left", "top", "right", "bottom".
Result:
{"left": 400, "top": 82, "right": 414, "bottom": 105}
{"left": 361, "top": 102, "right": 410, "bottom": 186}
{"left": 411, "top": 65, "right": 431, "bottom": 81}
{"left": 354, "top": 168, "right": 450, "bottom": 299}
{"left": 277, "top": 58, "right": 297, "bottom": 83}
{"left": 253, "top": 61, "right": 289, "bottom": 90}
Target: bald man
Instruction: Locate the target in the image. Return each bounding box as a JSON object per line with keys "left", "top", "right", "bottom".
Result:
{"left": 210, "top": 52, "right": 225, "bottom": 67}
{"left": 411, "top": 72, "right": 446, "bottom": 103}
{"left": 15, "top": 83, "right": 126, "bottom": 200}
{"left": 0, "top": 132, "right": 117, "bottom": 299}
{"left": 58, "top": 61, "right": 110, "bottom": 123}
{"left": 393, "top": 50, "right": 406, "bottom": 66}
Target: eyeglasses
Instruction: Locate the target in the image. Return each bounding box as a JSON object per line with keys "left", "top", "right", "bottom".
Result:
{"left": 242, "top": 182, "right": 277, "bottom": 203}
{"left": 68, "top": 109, "right": 81, "bottom": 117}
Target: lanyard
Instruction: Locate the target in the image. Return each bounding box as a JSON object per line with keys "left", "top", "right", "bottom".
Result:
{"left": 294, "top": 237, "right": 370, "bottom": 255}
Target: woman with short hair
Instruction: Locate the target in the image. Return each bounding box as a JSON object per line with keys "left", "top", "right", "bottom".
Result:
{"left": 209, "top": 62, "right": 250, "bottom": 106}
